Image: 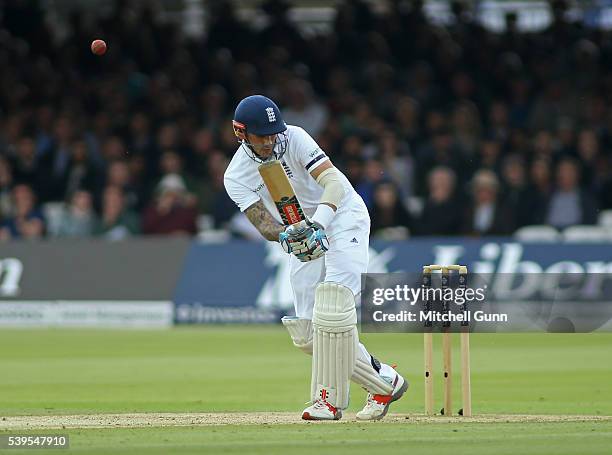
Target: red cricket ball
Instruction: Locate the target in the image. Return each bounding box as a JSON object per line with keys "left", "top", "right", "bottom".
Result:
{"left": 91, "top": 39, "right": 107, "bottom": 56}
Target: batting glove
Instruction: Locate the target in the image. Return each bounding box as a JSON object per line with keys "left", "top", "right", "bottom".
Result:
{"left": 279, "top": 220, "right": 329, "bottom": 262}
{"left": 300, "top": 226, "right": 329, "bottom": 261}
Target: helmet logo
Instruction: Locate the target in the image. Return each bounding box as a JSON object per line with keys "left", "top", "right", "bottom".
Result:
{"left": 266, "top": 107, "right": 276, "bottom": 123}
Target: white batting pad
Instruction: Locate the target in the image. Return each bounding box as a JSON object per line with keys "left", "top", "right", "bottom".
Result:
{"left": 311, "top": 282, "right": 358, "bottom": 409}
{"left": 352, "top": 355, "right": 394, "bottom": 395}
{"left": 281, "top": 316, "right": 313, "bottom": 354}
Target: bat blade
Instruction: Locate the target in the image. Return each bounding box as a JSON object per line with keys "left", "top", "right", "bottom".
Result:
{"left": 258, "top": 160, "right": 305, "bottom": 225}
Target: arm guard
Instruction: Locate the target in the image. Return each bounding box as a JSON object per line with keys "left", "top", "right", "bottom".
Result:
{"left": 316, "top": 167, "right": 346, "bottom": 209}
{"left": 311, "top": 167, "right": 346, "bottom": 229}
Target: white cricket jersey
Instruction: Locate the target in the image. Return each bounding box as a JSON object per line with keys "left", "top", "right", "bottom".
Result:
{"left": 224, "top": 125, "right": 369, "bottom": 235}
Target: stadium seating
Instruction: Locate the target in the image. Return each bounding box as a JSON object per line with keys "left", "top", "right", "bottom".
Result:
{"left": 562, "top": 225, "right": 612, "bottom": 242}
{"left": 514, "top": 225, "right": 561, "bottom": 242}
{"left": 598, "top": 210, "right": 612, "bottom": 228}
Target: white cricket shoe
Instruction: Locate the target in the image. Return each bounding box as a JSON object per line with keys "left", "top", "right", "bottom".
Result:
{"left": 356, "top": 370, "right": 408, "bottom": 421}
{"left": 302, "top": 399, "right": 343, "bottom": 421}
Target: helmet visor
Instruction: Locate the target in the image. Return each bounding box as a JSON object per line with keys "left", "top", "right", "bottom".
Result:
{"left": 241, "top": 131, "right": 289, "bottom": 163}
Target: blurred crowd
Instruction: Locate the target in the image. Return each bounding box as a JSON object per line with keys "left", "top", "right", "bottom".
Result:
{"left": 1, "top": 0, "right": 612, "bottom": 241}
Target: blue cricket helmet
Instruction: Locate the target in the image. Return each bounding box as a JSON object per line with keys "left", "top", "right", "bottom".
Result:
{"left": 232, "top": 95, "right": 288, "bottom": 162}
{"left": 233, "top": 95, "right": 287, "bottom": 136}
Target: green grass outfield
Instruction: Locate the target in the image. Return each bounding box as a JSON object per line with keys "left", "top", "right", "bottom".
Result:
{"left": 0, "top": 327, "right": 611, "bottom": 454}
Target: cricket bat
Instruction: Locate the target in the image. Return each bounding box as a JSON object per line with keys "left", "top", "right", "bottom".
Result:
{"left": 258, "top": 160, "right": 306, "bottom": 225}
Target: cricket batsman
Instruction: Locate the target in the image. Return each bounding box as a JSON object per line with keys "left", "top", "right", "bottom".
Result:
{"left": 224, "top": 95, "right": 408, "bottom": 420}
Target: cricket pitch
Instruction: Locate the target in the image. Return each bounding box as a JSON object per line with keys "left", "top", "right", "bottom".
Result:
{"left": 2, "top": 412, "right": 611, "bottom": 429}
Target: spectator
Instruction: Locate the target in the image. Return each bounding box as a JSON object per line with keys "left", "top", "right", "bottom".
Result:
{"left": 487, "top": 100, "right": 511, "bottom": 143}
{"left": 556, "top": 117, "right": 576, "bottom": 156}
{"left": 0, "top": 184, "right": 46, "bottom": 241}
{"left": 191, "top": 128, "right": 217, "bottom": 180}
{"left": 532, "top": 130, "right": 557, "bottom": 160}
{"left": 601, "top": 175, "right": 612, "bottom": 210}
{"left": 340, "top": 135, "right": 365, "bottom": 162}
{"left": 0, "top": 156, "right": 14, "bottom": 219}
{"left": 500, "top": 155, "right": 531, "bottom": 228}
{"left": 370, "top": 181, "right": 412, "bottom": 237}
{"left": 206, "top": 1, "right": 254, "bottom": 59}
{"left": 416, "top": 166, "right": 462, "bottom": 235}
{"left": 105, "top": 160, "right": 141, "bottom": 211}
{"left": 56, "top": 190, "right": 97, "bottom": 237}
{"left": 194, "top": 150, "right": 236, "bottom": 227}
{"left": 282, "top": 79, "right": 329, "bottom": 137}
{"left": 142, "top": 174, "right": 197, "bottom": 236}
{"left": 12, "top": 137, "right": 43, "bottom": 191}
{"left": 126, "top": 154, "right": 150, "bottom": 211}
{"left": 343, "top": 158, "right": 365, "bottom": 188}
{"left": 156, "top": 123, "right": 181, "bottom": 154}
{"left": 200, "top": 85, "right": 228, "bottom": 130}
{"left": 156, "top": 150, "right": 197, "bottom": 206}
{"left": 415, "top": 128, "right": 466, "bottom": 195}
{"left": 377, "top": 130, "right": 414, "bottom": 198}
{"left": 546, "top": 158, "right": 597, "bottom": 229}
{"left": 63, "top": 140, "right": 101, "bottom": 200}
{"left": 259, "top": 0, "right": 308, "bottom": 58}
{"left": 452, "top": 101, "right": 482, "bottom": 156}
{"left": 127, "top": 112, "right": 155, "bottom": 157}
{"left": 95, "top": 186, "right": 140, "bottom": 240}
{"left": 37, "top": 116, "right": 76, "bottom": 201}
{"left": 529, "top": 79, "right": 577, "bottom": 131}
{"left": 0, "top": 114, "right": 25, "bottom": 155}
{"left": 475, "top": 139, "right": 502, "bottom": 174}
{"left": 355, "top": 159, "right": 385, "bottom": 209}
{"left": 100, "top": 136, "right": 128, "bottom": 162}
{"left": 158, "top": 151, "right": 191, "bottom": 184}
{"left": 575, "top": 128, "right": 601, "bottom": 190}
{"left": 462, "top": 170, "right": 513, "bottom": 236}
{"left": 394, "top": 96, "right": 420, "bottom": 145}
{"left": 508, "top": 77, "right": 532, "bottom": 128}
